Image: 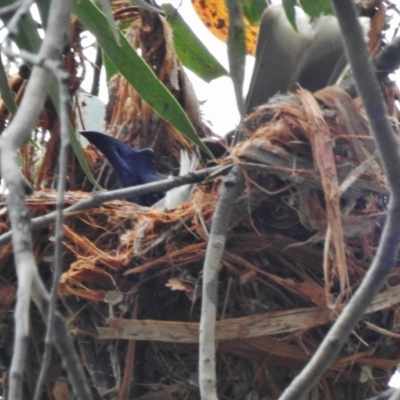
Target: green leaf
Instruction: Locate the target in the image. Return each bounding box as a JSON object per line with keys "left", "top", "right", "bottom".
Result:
{"left": 74, "top": 0, "right": 212, "bottom": 156}
{"left": 299, "top": 0, "right": 333, "bottom": 19}
{"left": 282, "top": 0, "right": 298, "bottom": 31}
{"left": 162, "top": 4, "right": 228, "bottom": 83}
{"left": 129, "top": 0, "right": 162, "bottom": 14}
{"left": 102, "top": 50, "right": 118, "bottom": 82}
{"left": 0, "top": 58, "right": 17, "bottom": 115}
{"left": 242, "top": 0, "right": 266, "bottom": 25}
{"left": 95, "top": 0, "right": 121, "bottom": 45}
{"left": 225, "top": 0, "right": 246, "bottom": 117}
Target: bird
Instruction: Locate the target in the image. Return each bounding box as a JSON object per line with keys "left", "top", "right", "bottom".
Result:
{"left": 80, "top": 130, "right": 167, "bottom": 206}
{"left": 156, "top": 149, "right": 199, "bottom": 211}
{"left": 80, "top": 130, "right": 198, "bottom": 209}
{"left": 245, "top": 5, "right": 363, "bottom": 113}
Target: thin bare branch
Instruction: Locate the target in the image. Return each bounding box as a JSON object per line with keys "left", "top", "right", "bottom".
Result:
{"left": 90, "top": 44, "right": 102, "bottom": 96}
{"left": 0, "top": 1, "right": 22, "bottom": 18}
{"left": 3, "top": 0, "right": 35, "bottom": 39}
{"left": 199, "top": 165, "right": 244, "bottom": 400}
{"left": 225, "top": 0, "right": 246, "bottom": 118}
{"left": 0, "top": 164, "right": 229, "bottom": 246}
{"left": 389, "top": 388, "right": 400, "bottom": 400}
{"left": 0, "top": 0, "right": 93, "bottom": 399}
{"left": 33, "top": 55, "right": 71, "bottom": 400}
{"left": 30, "top": 277, "right": 94, "bottom": 399}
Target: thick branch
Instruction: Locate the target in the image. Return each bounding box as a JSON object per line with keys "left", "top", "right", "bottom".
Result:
{"left": 0, "top": 0, "right": 93, "bottom": 399}
{"left": 33, "top": 56, "right": 71, "bottom": 400}
{"left": 199, "top": 165, "right": 244, "bottom": 400}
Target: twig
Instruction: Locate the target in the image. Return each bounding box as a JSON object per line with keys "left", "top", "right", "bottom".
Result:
{"left": 90, "top": 44, "right": 102, "bottom": 96}
{"left": 199, "top": 165, "right": 244, "bottom": 400}
{"left": 278, "top": 0, "right": 400, "bottom": 398}
{"left": 0, "top": 164, "right": 229, "bottom": 246}
{"left": 367, "top": 388, "right": 397, "bottom": 400}
{"left": 30, "top": 285, "right": 94, "bottom": 399}
{"left": 0, "top": 1, "right": 22, "bottom": 19}
{"left": 3, "top": 0, "right": 35, "bottom": 38}
{"left": 389, "top": 388, "right": 400, "bottom": 400}
{"left": 225, "top": 0, "right": 246, "bottom": 119}
{"left": 33, "top": 44, "right": 71, "bottom": 400}
{"left": 118, "top": 298, "right": 138, "bottom": 400}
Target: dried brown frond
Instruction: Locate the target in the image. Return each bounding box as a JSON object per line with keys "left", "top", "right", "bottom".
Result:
{"left": 2, "top": 83, "right": 400, "bottom": 398}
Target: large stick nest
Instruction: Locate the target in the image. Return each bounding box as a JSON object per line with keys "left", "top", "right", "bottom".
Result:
{"left": 1, "top": 84, "right": 400, "bottom": 399}
{"left": 1, "top": 4, "right": 400, "bottom": 398}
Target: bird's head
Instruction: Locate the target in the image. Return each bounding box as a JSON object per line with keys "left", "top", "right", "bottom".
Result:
{"left": 80, "top": 130, "right": 167, "bottom": 206}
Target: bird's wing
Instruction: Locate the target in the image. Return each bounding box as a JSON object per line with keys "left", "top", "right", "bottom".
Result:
{"left": 246, "top": 5, "right": 353, "bottom": 113}
{"left": 245, "top": 5, "right": 313, "bottom": 113}
{"left": 290, "top": 15, "right": 346, "bottom": 91}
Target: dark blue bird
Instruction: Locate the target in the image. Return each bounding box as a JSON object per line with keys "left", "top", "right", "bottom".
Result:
{"left": 80, "top": 130, "right": 167, "bottom": 206}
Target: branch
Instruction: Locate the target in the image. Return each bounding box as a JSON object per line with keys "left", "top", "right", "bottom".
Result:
{"left": 278, "top": 0, "right": 400, "bottom": 398}
{"left": 30, "top": 278, "right": 94, "bottom": 399}
{"left": 0, "top": 1, "right": 22, "bottom": 18}
{"left": 389, "top": 388, "right": 400, "bottom": 400}
{"left": 33, "top": 49, "right": 71, "bottom": 400}
{"left": 368, "top": 388, "right": 397, "bottom": 400}
{"left": 90, "top": 44, "right": 102, "bottom": 96}
{"left": 0, "top": 164, "right": 229, "bottom": 246}
{"left": 225, "top": 0, "right": 246, "bottom": 118}
{"left": 199, "top": 165, "right": 244, "bottom": 400}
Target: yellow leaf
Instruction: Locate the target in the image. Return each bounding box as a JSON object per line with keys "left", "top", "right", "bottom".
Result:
{"left": 192, "top": 0, "right": 259, "bottom": 55}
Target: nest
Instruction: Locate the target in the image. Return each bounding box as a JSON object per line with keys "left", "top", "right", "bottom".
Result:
{"left": 1, "top": 85, "right": 400, "bottom": 399}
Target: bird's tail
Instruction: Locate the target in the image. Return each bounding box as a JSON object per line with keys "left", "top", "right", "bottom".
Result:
{"left": 161, "top": 150, "right": 199, "bottom": 210}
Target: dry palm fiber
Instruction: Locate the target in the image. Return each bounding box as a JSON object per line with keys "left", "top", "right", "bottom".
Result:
{"left": 0, "top": 86, "right": 398, "bottom": 399}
